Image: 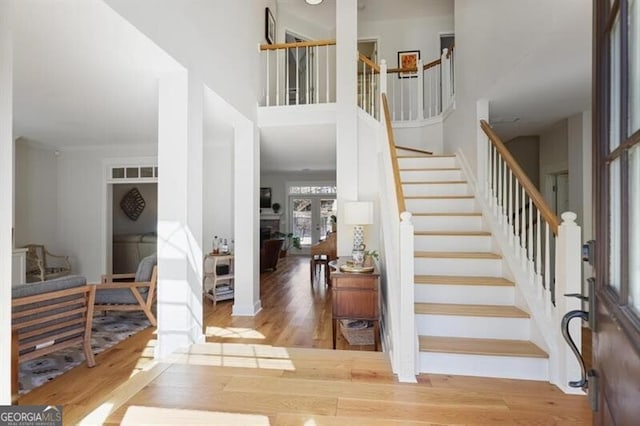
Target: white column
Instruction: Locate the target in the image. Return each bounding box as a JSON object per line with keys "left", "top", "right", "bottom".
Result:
{"left": 476, "top": 99, "right": 489, "bottom": 192}
{"left": 553, "top": 212, "right": 583, "bottom": 393}
{"left": 233, "top": 120, "right": 261, "bottom": 316}
{"left": 336, "top": 0, "right": 359, "bottom": 256}
{"left": 156, "top": 71, "right": 204, "bottom": 358}
{"left": 0, "top": 0, "right": 13, "bottom": 404}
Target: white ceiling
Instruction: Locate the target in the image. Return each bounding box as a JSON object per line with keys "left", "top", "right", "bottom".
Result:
{"left": 12, "top": 0, "right": 175, "bottom": 149}
{"left": 260, "top": 124, "right": 336, "bottom": 173}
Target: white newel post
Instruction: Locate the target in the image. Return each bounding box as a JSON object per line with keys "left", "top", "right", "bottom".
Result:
{"left": 398, "top": 212, "right": 417, "bottom": 382}
{"left": 476, "top": 99, "right": 489, "bottom": 194}
{"left": 379, "top": 59, "right": 387, "bottom": 121}
{"left": 553, "top": 211, "right": 583, "bottom": 394}
{"left": 416, "top": 59, "right": 424, "bottom": 120}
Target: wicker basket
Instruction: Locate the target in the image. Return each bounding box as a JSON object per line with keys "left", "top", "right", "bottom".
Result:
{"left": 339, "top": 320, "right": 374, "bottom": 345}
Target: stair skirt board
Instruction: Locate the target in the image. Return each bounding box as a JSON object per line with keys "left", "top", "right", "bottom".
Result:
{"left": 416, "top": 314, "right": 530, "bottom": 340}
{"left": 414, "top": 258, "right": 503, "bottom": 276}
{"left": 400, "top": 169, "right": 463, "bottom": 182}
{"left": 398, "top": 157, "right": 457, "bottom": 169}
{"left": 415, "top": 284, "right": 515, "bottom": 305}
{"left": 418, "top": 352, "right": 549, "bottom": 381}
{"left": 405, "top": 197, "right": 477, "bottom": 213}
{"left": 414, "top": 235, "right": 492, "bottom": 252}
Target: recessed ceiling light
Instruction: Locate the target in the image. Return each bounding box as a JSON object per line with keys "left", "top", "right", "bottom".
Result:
{"left": 306, "top": 0, "right": 323, "bottom": 5}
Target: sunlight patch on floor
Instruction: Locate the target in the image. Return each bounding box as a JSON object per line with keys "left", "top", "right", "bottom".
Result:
{"left": 176, "top": 342, "right": 296, "bottom": 370}
{"left": 205, "top": 326, "right": 266, "bottom": 339}
{"left": 120, "top": 406, "right": 270, "bottom": 425}
{"left": 78, "top": 402, "right": 114, "bottom": 425}
{"left": 128, "top": 338, "right": 158, "bottom": 379}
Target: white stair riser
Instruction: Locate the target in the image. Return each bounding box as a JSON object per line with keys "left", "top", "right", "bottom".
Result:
{"left": 398, "top": 157, "right": 457, "bottom": 169}
{"left": 411, "top": 215, "right": 484, "bottom": 231}
{"left": 405, "top": 197, "right": 477, "bottom": 213}
{"left": 415, "top": 284, "right": 515, "bottom": 305}
{"left": 414, "top": 258, "right": 503, "bottom": 277}
{"left": 400, "top": 169, "right": 462, "bottom": 182}
{"left": 418, "top": 352, "right": 549, "bottom": 381}
{"left": 416, "top": 314, "right": 530, "bottom": 340}
{"left": 403, "top": 183, "right": 470, "bottom": 197}
{"left": 414, "top": 235, "right": 492, "bottom": 252}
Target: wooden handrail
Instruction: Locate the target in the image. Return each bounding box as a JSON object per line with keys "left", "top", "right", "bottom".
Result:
{"left": 382, "top": 94, "right": 406, "bottom": 213}
{"left": 260, "top": 39, "right": 336, "bottom": 51}
{"left": 358, "top": 53, "right": 381, "bottom": 73}
{"left": 423, "top": 58, "right": 442, "bottom": 70}
{"left": 387, "top": 66, "right": 418, "bottom": 74}
{"left": 480, "top": 120, "right": 559, "bottom": 234}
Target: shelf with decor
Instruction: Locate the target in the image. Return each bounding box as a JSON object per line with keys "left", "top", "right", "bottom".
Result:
{"left": 203, "top": 253, "right": 234, "bottom": 307}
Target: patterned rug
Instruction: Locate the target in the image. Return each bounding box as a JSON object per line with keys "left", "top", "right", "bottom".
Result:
{"left": 19, "top": 311, "right": 151, "bottom": 395}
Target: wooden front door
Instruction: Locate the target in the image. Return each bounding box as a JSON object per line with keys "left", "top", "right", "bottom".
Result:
{"left": 593, "top": 0, "right": 640, "bottom": 424}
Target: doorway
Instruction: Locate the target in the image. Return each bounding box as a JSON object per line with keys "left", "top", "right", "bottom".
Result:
{"left": 286, "top": 31, "right": 315, "bottom": 104}
{"left": 551, "top": 171, "right": 569, "bottom": 215}
{"left": 290, "top": 197, "right": 336, "bottom": 247}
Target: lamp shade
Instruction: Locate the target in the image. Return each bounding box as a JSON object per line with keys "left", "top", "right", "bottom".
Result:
{"left": 343, "top": 201, "right": 373, "bottom": 225}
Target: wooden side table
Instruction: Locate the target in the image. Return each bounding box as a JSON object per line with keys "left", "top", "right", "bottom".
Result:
{"left": 331, "top": 263, "right": 380, "bottom": 351}
{"left": 203, "top": 253, "right": 234, "bottom": 307}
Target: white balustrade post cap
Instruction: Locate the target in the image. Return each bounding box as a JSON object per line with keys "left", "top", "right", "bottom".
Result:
{"left": 400, "top": 211, "right": 413, "bottom": 222}
{"left": 561, "top": 211, "right": 577, "bottom": 224}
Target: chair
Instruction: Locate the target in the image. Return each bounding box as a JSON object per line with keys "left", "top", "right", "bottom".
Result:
{"left": 260, "top": 239, "right": 284, "bottom": 272}
{"left": 310, "top": 232, "right": 337, "bottom": 286}
{"left": 24, "top": 244, "right": 71, "bottom": 282}
{"left": 92, "top": 254, "right": 158, "bottom": 326}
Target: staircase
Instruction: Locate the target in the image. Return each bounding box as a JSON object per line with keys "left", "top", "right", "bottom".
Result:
{"left": 397, "top": 150, "right": 549, "bottom": 381}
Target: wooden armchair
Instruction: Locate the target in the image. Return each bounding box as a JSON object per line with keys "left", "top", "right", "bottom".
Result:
{"left": 93, "top": 254, "right": 158, "bottom": 326}
{"left": 24, "top": 244, "right": 71, "bottom": 282}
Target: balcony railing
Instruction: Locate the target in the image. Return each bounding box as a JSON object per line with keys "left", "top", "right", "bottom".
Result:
{"left": 260, "top": 39, "right": 336, "bottom": 107}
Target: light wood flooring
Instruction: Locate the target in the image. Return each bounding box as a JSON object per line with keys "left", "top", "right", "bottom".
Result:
{"left": 18, "top": 255, "right": 592, "bottom": 425}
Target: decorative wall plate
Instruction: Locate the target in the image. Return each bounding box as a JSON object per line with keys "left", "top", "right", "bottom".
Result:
{"left": 120, "top": 187, "right": 146, "bottom": 221}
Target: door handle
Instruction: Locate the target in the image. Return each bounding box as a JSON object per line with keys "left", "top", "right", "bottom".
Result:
{"left": 561, "top": 309, "right": 589, "bottom": 389}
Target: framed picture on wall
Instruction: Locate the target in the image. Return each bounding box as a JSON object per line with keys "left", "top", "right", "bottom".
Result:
{"left": 265, "top": 7, "right": 275, "bottom": 45}
{"left": 260, "top": 187, "right": 272, "bottom": 209}
{"left": 397, "top": 50, "right": 420, "bottom": 78}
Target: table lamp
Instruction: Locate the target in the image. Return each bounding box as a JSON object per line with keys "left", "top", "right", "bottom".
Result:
{"left": 344, "top": 201, "right": 374, "bottom": 266}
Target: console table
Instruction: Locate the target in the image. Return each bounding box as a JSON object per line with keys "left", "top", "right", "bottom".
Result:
{"left": 331, "top": 262, "right": 380, "bottom": 351}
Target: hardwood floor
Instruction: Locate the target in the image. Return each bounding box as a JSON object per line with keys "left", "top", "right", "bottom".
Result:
{"left": 18, "top": 255, "right": 592, "bottom": 425}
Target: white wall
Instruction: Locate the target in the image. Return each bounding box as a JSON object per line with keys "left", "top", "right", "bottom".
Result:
{"left": 393, "top": 120, "right": 444, "bottom": 155}
{"left": 112, "top": 183, "right": 157, "bottom": 235}
{"left": 539, "top": 119, "right": 569, "bottom": 209}
{"left": 505, "top": 135, "right": 540, "bottom": 189}
{"left": 358, "top": 13, "right": 453, "bottom": 68}
{"left": 14, "top": 139, "right": 60, "bottom": 250}
{"left": 0, "top": 0, "right": 13, "bottom": 404}
{"left": 106, "top": 0, "right": 277, "bottom": 122}
{"left": 56, "top": 145, "right": 156, "bottom": 282}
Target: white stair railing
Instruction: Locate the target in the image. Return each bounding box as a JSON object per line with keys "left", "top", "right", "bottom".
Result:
{"left": 383, "top": 47, "right": 455, "bottom": 122}
{"left": 260, "top": 39, "right": 336, "bottom": 107}
{"left": 378, "top": 93, "right": 417, "bottom": 382}
{"left": 477, "top": 119, "right": 583, "bottom": 393}
{"left": 357, "top": 53, "right": 380, "bottom": 120}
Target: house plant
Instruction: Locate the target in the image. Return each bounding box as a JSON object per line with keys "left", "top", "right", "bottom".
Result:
{"left": 273, "top": 232, "right": 301, "bottom": 257}
{"left": 363, "top": 249, "right": 379, "bottom": 267}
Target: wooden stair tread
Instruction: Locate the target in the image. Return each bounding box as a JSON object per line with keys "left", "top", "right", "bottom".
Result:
{"left": 402, "top": 180, "right": 466, "bottom": 185}
{"left": 397, "top": 154, "right": 456, "bottom": 158}
{"left": 415, "top": 251, "right": 502, "bottom": 259}
{"left": 414, "top": 231, "right": 491, "bottom": 236}
{"left": 405, "top": 195, "right": 473, "bottom": 199}
{"left": 419, "top": 336, "right": 548, "bottom": 358}
{"left": 414, "top": 275, "right": 514, "bottom": 286}
{"left": 415, "top": 303, "right": 529, "bottom": 318}
{"left": 412, "top": 212, "right": 481, "bottom": 217}
{"left": 400, "top": 168, "right": 461, "bottom": 172}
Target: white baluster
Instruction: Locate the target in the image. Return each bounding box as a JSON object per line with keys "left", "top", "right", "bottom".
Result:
{"left": 528, "top": 196, "right": 534, "bottom": 279}
{"left": 380, "top": 59, "right": 387, "bottom": 122}
{"left": 265, "top": 49, "right": 270, "bottom": 106}
{"left": 400, "top": 74, "right": 405, "bottom": 120}
{"left": 315, "top": 46, "right": 319, "bottom": 104}
{"left": 544, "top": 222, "right": 550, "bottom": 290}
{"left": 417, "top": 59, "right": 424, "bottom": 120}
{"left": 521, "top": 187, "right": 527, "bottom": 265}
{"left": 286, "top": 46, "right": 290, "bottom": 105}
{"left": 508, "top": 169, "right": 513, "bottom": 245}
{"left": 502, "top": 159, "right": 508, "bottom": 231}
{"left": 325, "top": 45, "right": 329, "bottom": 102}
{"left": 536, "top": 209, "right": 542, "bottom": 288}
{"left": 436, "top": 64, "right": 441, "bottom": 115}
{"left": 296, "top": 47, "right": 300, "bottom": 105}
{"left": 515, "top": 179, "right": 520, "bottom": 252}
{"left": 497, "top": 157, "right": 503, "bottom": 223}
{"left": 276, "top": 49, "right": 280, "bottom": 105}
